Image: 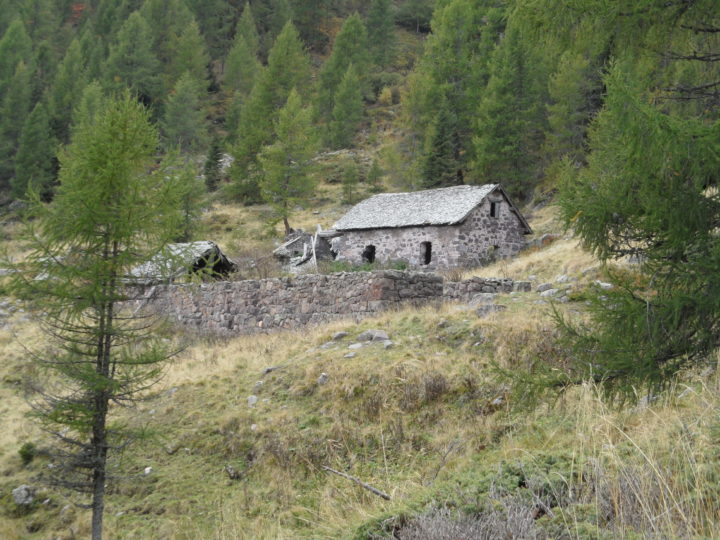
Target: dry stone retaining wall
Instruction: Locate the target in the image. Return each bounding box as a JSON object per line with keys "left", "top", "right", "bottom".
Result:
{"left": 137, "top": 270, "right": 529, "bottom": 336}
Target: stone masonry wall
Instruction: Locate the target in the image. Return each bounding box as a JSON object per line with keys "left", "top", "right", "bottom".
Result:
{"left": 331, "top": 195, "right": 527, "bottom": 270}
{"left": 136, "top": 271, "right": 530, "bottom": 336}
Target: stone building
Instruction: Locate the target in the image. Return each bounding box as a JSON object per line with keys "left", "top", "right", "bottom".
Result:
{"left": 330, "top": 184, "right": 531, "bottom": 269}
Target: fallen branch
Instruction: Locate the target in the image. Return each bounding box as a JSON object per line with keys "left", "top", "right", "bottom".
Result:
{"left": 322, "top": 466, "right": 391, "bottom": 500}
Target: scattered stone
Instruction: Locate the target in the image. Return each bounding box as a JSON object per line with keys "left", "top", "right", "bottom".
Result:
{"left": 468, "top": 293, "right": 496, "bottom": 306}
{"left": 332, "top": 331, "right": 349, "bottom": 341}
{"left": 557, "top": 296, "right": 569, "bottom": 303}
{"left": 250, "top": 424, "right": 258, "bottom": 431}
{"left": 60, "top": 504, "right": 75, "bottom": 524}
{"left": 357, "top": 329, "right": 390, "bottom": 342}
{"left": 247, "top": 395, "right": 258, "bottom": 407}
{"left": 582, "top": 265, "right": 599, "bottom": 276}
{"left": 475, "top": 305, "right": 507, "bottom": 318}
{"left": 317, "top": 372, "right": 328, "bottom": 385}
{"left": 595, "top": 280, "right": 614, "bottom": 290}
{"left": 143, "top": 466, "right": 152, "bottom": 476}
{"left": 253, "top": 381, "right": 264, "bottom": 391}
{"left": 555, "top": 274, "right": 571, "bottom": 283}
{"left": 261, "top": 366, "right": 282, "bottom": 375}
{"left": 513, "top": 281, "right": 532, "bottom": 292}
{"left": 344, "top": 352, "right": 356, "bottom": 359}
{"left": 348, "top": 342, "right": 363, "bottom": 350}
{"left": 166, "top": 387, "right": 179, "bottom": 397}
{"left": 436, "top": 319, "right": 450, "bottom": 328}
{"left": 12, "top": 485, "right": 35, "bottom": 506}
{"left": 528, "top": 274, "right": 537, "bottom": 281}
{"left": 225, "top": 464, "right": 241, "bottom": 480}
{"left": 116, "top": 511, "right": 125, "bottom": 517}
{"left": 536, "top": 283, "right": 553, "bottom": 293}
{"left": 491, "top": 395, "right": 505, "bottom": 407}
{"left": 540, "top": 288, "right": 559, "bottom": 297}
{"left": 382, "top": 340, "right": 394, "bottom": 349}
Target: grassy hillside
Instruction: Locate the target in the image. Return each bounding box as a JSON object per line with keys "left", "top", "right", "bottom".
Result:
{"left": 1, "top": 204, "right": 718, "bottom": 539}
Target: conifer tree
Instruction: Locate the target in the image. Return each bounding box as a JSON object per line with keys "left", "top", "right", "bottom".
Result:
{"left": 421, "top": 100, "right": 463, "bottom": 187}
{"left": 224, "top": 31, "right": 261, "bottom": 96}
{"left": 162, "top": 72, "right": 208, "bottom": 153}
{"left": 557, "top": 64, "right": 720, "bottom": 399}
{"left": 0, "top": 19, "right": 32, "bottom": 99}
{"left": 185, "top": 0, "right": 234, "bottom": 60}
{"left": 49, "top": 39, "right": 88, "bottom": 143}
{"left": 258, "top": 89, "right": 317, "bottom": 235}
{"left": 0, "top": 61, "right": 32, "bottom": 188}
{"left": 104, "top": 11, "right": 162, "bottom": 106}
{"left": 204, "top": 136, "right": 224, "bottom": 191}
{"left": 366, "top": 158, "right": 383, "bottom": 192}
{"left": 473, "top": 29, "right": 546, "bottom": 199}
{"left": 367, "top": 0, "right": 396, "bottom": 67}
{"left": 290, "top": 0, "right": 329, "bottom": 51}
{"left": 235, "top": 2, "right": 260, "bottom": 59}
{"left": 230, "top": 22, "right": 311, "bottom": 201}
{"left": 317, "top": 13, "right": 370, "bottom": 120}
{"left": 9, "top": 93, "right": 183, "bottom": 540}
{"left": 330, "top": 64, "right": 364, "bottom": 149}
{"left": 406, "top": 1, "right": 505, "bottom": 181}
{"left": 167, "top": 20, "right": 209, "bottom": 87}
{"left": 341, "top": 159, "right": 360, "bottom": 204}
{"left": 71, "top": 81, "right": 106, "bottom": 135}
{"left": 12, "top": 102, "right": 56, "bottom": 199}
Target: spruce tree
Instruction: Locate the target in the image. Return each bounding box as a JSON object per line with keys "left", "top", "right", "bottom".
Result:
{"left": 258, "top": 89, "right": 317, "bottom": 235}
{"left": 230, "top": 22, "right": 311, "bottom": 201}
{"left": 0, "top": 19, "right": 32, "bottom": 98}
{"left": 341, "top": 159, "right": 360, "bottom": 204}
{"left": 71, "top": 81, "right": 106, "bottom": 135}
{"left": 224, "top": 32, "right": 261, "bottom": 96}
{"left": 329, "top": 64, "right": 364, "bottom": 149}
{"left": 473, "top": 28, "right": 546, "bottom": 199}
{"left": 0, "top": 61, "right": 32, "bottom": 189}
{"left": 12, "top": 102, "right": 57, "bottom": 199}
{"left": 162, "top": 72, "right": 208, "bottom": 153}
{"left": 167, "top": 20, "right": 209, "bottom": 88}
{"left": 203, "top": 136, "right": 224, "bottom": 191}
{"left": 49, "top": 39, "right": 88, "bottom": 143}
{"left": 289, "top": 0, "right": 329, "bottom": 51}
{"left": 235, "top": 2, "right": 260, "bottom": 59}
{"left": 8, "top": 93, "right": 183, "bottom": 540}
{"left": 367, "top": 0, "right": 395, "bottom": 67}
{"left": 317, "top": 13, "right": 370, "bottom": 120}
{"left": 421, "top": 100, "right": 463, "bottom": 188}
{"left": 406, "top": 1, "right": 505, "bottom": 182}
{"left": 104, "top": 11, "right": 162, "bottom": 105}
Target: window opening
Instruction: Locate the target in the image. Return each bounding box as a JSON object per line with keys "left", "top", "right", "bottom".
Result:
{"left": 362, "top": 245, "right": 376, "bottom": 263}
{"left": 421, "top": 241, "right": 432, "bottom": 265}
{"left": 490, "top": 202, "right": 498, "bottom": 218}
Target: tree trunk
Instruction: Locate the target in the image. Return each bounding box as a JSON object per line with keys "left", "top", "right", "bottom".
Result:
{"left": 283, "top": 216, "right": 292, "bottom": 237}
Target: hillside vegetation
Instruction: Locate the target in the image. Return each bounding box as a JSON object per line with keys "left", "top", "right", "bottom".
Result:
{"left": 1, "top": 0, "right": 719, "bottom": 538}
{"left": 0, "top": 205, "right": 719, "bottom": 539}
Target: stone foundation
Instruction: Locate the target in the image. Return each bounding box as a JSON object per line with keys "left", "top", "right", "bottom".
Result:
{"left": 136, "top": 270, "right": 530, "bottom": 336}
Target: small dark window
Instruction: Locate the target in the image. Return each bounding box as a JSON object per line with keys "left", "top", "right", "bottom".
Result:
{"left": 362, "top": 245, "right": 376, "bottom": 263}
{"left": 490, "top": 202, "right": 498, "bottom": 218}
{"left": 421, "top": 241, "right": 432, "bottom": 265}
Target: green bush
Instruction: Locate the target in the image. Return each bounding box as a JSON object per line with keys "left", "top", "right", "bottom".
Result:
{"left": 18, "top": 442, "right": 36, "bottom": 465}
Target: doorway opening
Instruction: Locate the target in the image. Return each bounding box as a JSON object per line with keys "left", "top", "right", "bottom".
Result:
{"left": 421, "top": 241, "right": 432, "bottom": 265}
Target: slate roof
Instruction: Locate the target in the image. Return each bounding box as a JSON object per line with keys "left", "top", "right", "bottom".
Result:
{"left": 332, "top": 184, "right": 531, "bottom": 233}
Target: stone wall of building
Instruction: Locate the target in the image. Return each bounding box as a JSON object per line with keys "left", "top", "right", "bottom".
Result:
{"left": 135, "top": 270, "right": 530, "bottom": 336}
{"left": 331, "top": 196, "right": 528, "bottom": 270}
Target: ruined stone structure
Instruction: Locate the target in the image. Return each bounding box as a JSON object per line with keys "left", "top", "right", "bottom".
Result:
{"left": 331, "top": 184, "right": 531, "bottom": 269}
{"left": 135, "top": 270, "right": 530, "bottom": 336}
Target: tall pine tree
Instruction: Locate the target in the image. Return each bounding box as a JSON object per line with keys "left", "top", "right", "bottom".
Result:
{"left": 317, "top": 13, "right": 370, "bottom": 121}
{"left": 258, "top": 89, "right": 318, "bottom": 235}
{"left": 367, "top": 0, "right": 395, "bottom": 67}
{"left": 329, "top": 64, "right": 364, "bottom": 149}
{"left": 12, "top": 101, "right": 56, "bottom": 199}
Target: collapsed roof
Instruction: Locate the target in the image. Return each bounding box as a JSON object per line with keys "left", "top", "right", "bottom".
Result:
{"left": 129, "top": 241, "right": 237, "bottom": 285}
